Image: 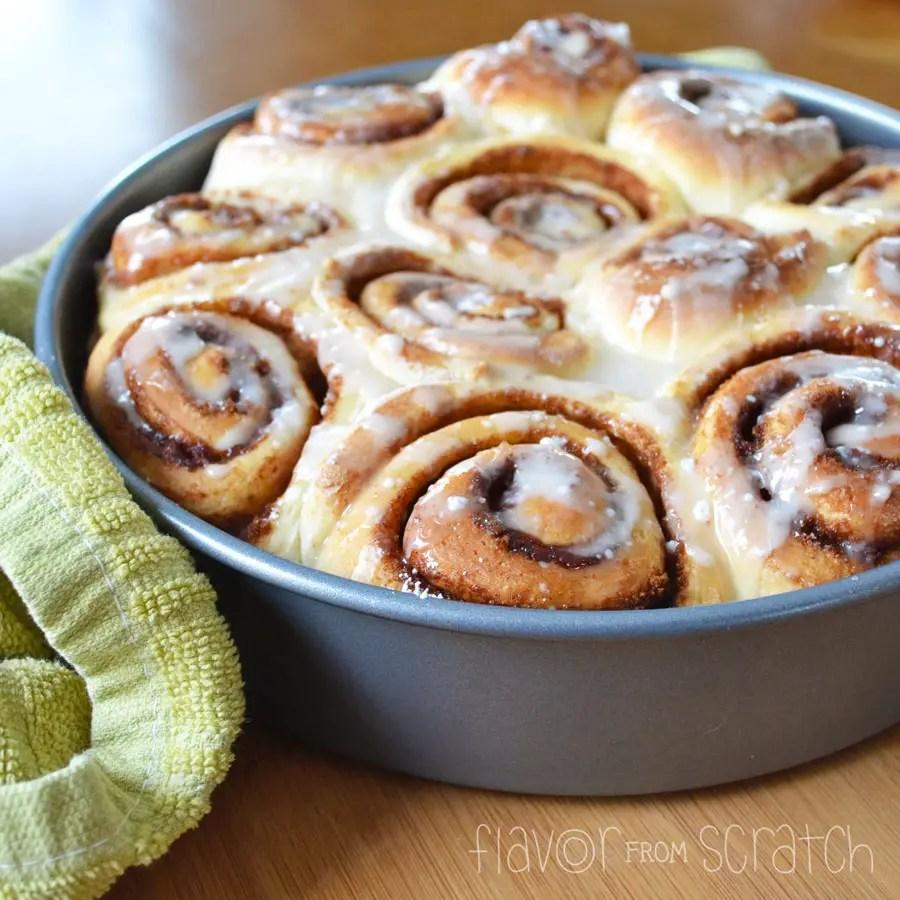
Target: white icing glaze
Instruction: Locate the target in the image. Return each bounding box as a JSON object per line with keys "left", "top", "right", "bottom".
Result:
{"left": 872, "top": 237, "right": 900, "bottom": 298}
{"left": 424, "top": 439, "right": 644, "bottom": 559}
{"left": 489, "top": 191, "right": 610, "bottom": 251}
{"left": 516, "top": 17, "right": 631, "bottom": 75}
{"left": 803, "top": 262, "right": 851, "bottom": 307}
{"left": 360, "top": 412, "right": 409, "bottom": 446}
{"left": 110, "top": 310, "right": 308, "bottom": 454}
{"left": 499, "top": 443, "right": 642, "bottom": 557}
{"left": 656, "top": 75, "right": 785, "bottom": 124}
{"left": 571, "top": 214, "right": 830, "bottom": 365}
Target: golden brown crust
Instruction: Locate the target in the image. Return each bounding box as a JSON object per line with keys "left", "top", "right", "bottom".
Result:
{"left": 428, "top": 15, "right": 638, "bottom": 138}
{"left": 607, "top": 70, "right": 840, "bottom": 215}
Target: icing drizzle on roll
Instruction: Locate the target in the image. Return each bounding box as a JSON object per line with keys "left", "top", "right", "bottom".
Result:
{"left": 513, "top": 15, "right": 632, "bottom": 68}
{"left": 425, "top": 14, "right": 638, "bottom": 138}
{"left": 607, "top": 70, "right": 840, "bottom": 215}
{"left": 326, "top": 408, "right": 673, "bottom": 609}
{"left": 658, "top": 74, "right": 796, "bottom": 126}
{"left": 580, "top": 216, "right": 825, "bottom": 360}
{"left": 107, "top": 312, "right": 305, "bottom": 461}
{"left": 406, "top": 437, "right": 645, "bottom": 565}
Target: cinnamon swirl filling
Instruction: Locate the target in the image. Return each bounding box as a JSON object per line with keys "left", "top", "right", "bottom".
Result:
{"left": 315, "top": 246, "right": 588, "bottom": 376}
{"left": 402, "top": 437, "right": 667, "bottom": 608}
{"left": 304, "top": 383, "right": 723, "bottom": 608}
{"left": 790, "top": 148, "right": 900, "bottom": 211}
{"left": 387, "top": 138, "right": 680, "bottom": 281}
{"left": 85, "top": 302, "right": 319, "bottom": 529}
{"left": 696, "top": 352, "right": 900, "bottom": 594}
{"left": 107, "top": 192, "right": 344, "bottom": 286}
{"left": 431, "top": 174, "right": 632, "bottom": 254}
{"left": 254, "top": 84, "right": 443, "bottom": 145}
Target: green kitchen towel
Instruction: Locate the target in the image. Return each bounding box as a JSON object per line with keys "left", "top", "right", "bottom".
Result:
{"left": 0, "top": 234, "right": 66, "bottom": 347}
{"left": 0, "top": 239, "right": 245, "bottom": 899}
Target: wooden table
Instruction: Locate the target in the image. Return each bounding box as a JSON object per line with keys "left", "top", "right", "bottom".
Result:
{"left": 3, "top": 1, "right": 899, "bottom": 897}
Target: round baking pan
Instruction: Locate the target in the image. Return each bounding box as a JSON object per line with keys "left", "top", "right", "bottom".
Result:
{"left": 35, "top": 55, "right": 900, "bottom": 795}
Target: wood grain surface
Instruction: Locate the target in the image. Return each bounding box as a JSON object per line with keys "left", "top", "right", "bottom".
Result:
{"left": 3, "top": 2, "right": 899, "bottom": 898}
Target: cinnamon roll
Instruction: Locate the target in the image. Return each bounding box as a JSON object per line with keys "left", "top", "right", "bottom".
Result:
{"left": 386, "top": 136, "right": 683, "bottom": 290}
{"left": 312, "top": 244, "right": 589, "bottom": 381}
{"left": 85, "top": 299, "right": 321, "bottom": 530}
{"left": 203, "top": 84, "right": 466, "bottom": 225}
{"left": 674, "top": 309, "right": 900, "bottom": 597}
{"left": 573, "top": 216, "right": 826, "bottom": 361}
{"left": 424, "top": 14, "right": 639, "bottom": 138}
{"left": 607, "top": 70, "right": 840, "bottom": 216}
{"left": 745, "top": 148, "right": 900, "bottom": 263}
{"left": 98, "top": 191, "right": 349, "bottom": 333}
{"left": 267, "top": 379, "right": 725, "bottom": 607}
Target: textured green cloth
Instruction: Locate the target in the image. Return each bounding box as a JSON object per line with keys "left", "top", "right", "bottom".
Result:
{"left": 0, "top": 240, "right": 244, "bottom": 899}
{"left": 0, "top": 235, "right": 66, "bottom": 347}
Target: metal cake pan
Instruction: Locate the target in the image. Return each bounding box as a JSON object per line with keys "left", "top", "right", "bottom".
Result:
{"left": 34, "top": 55, "right": 900, "bottom": 795}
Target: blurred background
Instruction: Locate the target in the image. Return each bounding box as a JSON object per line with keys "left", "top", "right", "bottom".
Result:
{"left": 1, "top": 0, "right": 898, "bottom": 258}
